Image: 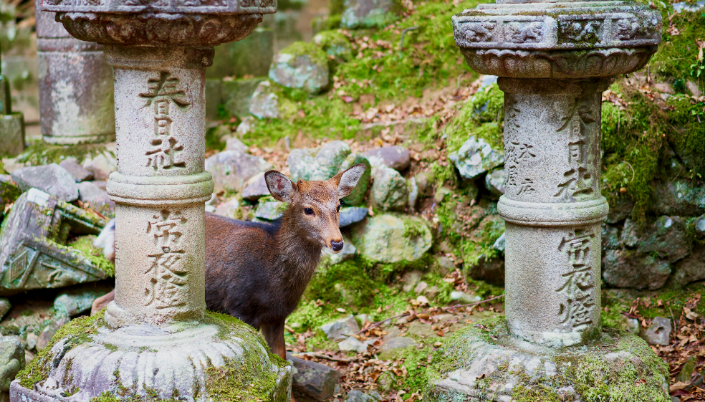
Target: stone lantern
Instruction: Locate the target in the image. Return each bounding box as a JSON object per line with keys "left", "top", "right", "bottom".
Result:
{"left": 429, "top": 0, "right": 671, "bottom": 400}
{"left": 10, "top": 1, "right": 292, "bottom": 401}
{"left": 35, "top": 0, "right": 115, "bottom": 145}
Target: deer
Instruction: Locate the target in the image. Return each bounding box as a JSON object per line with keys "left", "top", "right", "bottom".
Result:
{"left": 91, "top": 164, "right": 367, "bottom": 363}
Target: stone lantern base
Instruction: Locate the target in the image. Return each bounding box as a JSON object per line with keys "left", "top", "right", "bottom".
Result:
{"left": 426, "top": 317, "right": 670, "bottom": 402}
{"left": 11, "top": 312, "right": 292, "bottom": 402}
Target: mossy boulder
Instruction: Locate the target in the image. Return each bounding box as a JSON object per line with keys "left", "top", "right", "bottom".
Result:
{"left": 249, "top": 80, "right": 298, "bottom": 119}
{"left": 288, "top": 141, "right": 351, "bottom": 182}
{"left": 0, "top": 175, "right": 21, "bottom": 207}
{"left": 269, "top": 42, "right": 330, "bottom": 94}
{"left": 602, "top": 249, "right": 671, "bottom": 290}
{"left": 370, "top": 165, "right": 408, "bottom": 211}
{"left": 312, "top": 30, "right": 353, "bottom": 66}
{"left": 352, "top": 214, "right": 432, "bottom": 263}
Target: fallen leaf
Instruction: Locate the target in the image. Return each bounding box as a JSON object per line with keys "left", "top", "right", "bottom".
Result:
{"left": 671, "top": 381, "right": 691, "bottom": 392}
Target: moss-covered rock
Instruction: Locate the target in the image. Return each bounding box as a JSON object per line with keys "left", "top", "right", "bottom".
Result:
{"left": 249, "top": 80, "right": 299, "bottom": 120}
{"left": 288, "top": 140, "right": 351, "bottom": 182}
{"left": 352, "top": 214, "right": 432, "bottom": 263}
{"left": 370, "top": 165, "right": 408, "bottom": 211}
{"left": 269, "top": 42, "right": 330, "bottom": 94}
{"left": 312, "top": 30, "right": 353, "bottom": 67}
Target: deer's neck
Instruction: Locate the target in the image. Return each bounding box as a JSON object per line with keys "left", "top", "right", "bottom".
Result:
{"left": 274, "top": 211, "right": 323, "bottom": 292}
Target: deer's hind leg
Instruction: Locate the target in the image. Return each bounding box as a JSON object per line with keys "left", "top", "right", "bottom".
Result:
{"left": 261, "top": 320, "right": 286, "bottom": 361}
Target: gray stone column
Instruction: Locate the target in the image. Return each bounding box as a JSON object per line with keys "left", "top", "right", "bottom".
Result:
{"left": 0, "top": 46, "right": 25, "bottom": 157}
{"left": 35, "top": 1, "right": 115, "bottom": 145}
{"left": 10, "top": 2, "right": 292, "bottom": 400}
{"left": 499, "top": 78, "right": 609, "bottom": 346}
{"left": 104, "top": 46, "right": 212, "bottom": 327}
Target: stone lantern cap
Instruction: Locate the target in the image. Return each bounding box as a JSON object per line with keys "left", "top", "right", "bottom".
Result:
{"left": 453, "top": 1, "right": 662, "bottom": 78}
{"left": 40, "top": 0, "right": 276, "bottom": 48}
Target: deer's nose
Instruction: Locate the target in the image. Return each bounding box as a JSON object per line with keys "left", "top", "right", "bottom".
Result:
{"left": 331, "top": 240, "right": 344, "bottom": 252}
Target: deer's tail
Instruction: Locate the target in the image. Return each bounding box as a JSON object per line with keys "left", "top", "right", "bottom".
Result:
{"left": 94, "top": 219, "right": 116, "bottom": 263}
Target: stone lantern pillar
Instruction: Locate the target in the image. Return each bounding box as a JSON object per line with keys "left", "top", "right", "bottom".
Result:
{"left": 428, "top": 1, "right": 671, "bottom": 400}
{"left": 10, "top": 1, "right": 292, "bottom": 401}
{"left": 35, "top": 1, "right": 115, "bottom": 145}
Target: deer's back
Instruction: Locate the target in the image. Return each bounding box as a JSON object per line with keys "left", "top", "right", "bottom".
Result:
{"left": 204, "top": 212, "right": 286, "bottom": 329}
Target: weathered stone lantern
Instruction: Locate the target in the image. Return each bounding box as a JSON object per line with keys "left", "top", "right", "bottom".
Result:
{"left": 429, "top": 0, "right": 671, "bottom": 400}
{"left": 10, "top": 0, "right": 292, "bottom": 400}
{"left": 35, "top": 0, "right": 115, "bottom": 145}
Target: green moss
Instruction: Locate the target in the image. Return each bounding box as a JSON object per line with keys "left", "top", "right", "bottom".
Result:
{"left": 203, "top": 312, "right": 290, "bottom": 402}
{"left": 68, "top": 235, "right": 115, "bottom": 277}
{"left": 428, "top": 317, "right": 669, "bottom": 402}
{"left": 446, "top": 83, "right": 505, "bottom": 154}
{"left": 17, "top": 141, "right": 113, "bottom": 166}
{"left": 17, "top": 312, "right": 106, "bottom": 389}
{"left": 279, "top": 41, "right": 328, "bottom": 69}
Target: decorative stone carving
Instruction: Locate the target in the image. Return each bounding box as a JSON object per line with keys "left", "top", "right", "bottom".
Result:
{"left": 35, "top": 0, "right": 115, "bottom": 144}
{"left": 0, "top": 189, "right": 110, "bottom": 296}
{"left": 11, "top": 0, "right": 291, "bottom": 400}
{"left": 432, "top": 0, "right": 666, "bottom": 399}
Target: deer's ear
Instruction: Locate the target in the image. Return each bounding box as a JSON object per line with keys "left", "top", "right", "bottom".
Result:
{"left": 265, "top": 171, "right": 297, "bottom": 203}
{"left": 332, "top": 163, "right": 367, "bottom": 198}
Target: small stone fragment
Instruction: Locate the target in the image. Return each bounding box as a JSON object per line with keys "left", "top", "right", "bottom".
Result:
{"left": 242, "top": 172, "right": 270, "bottom": 201}
{"left": 0, "top": 336, "right": 24, "bottom": 391}
{"left": 414, "top": 281, "right": 428, "bottom": 294}
{"left": 205, "top": 150, "right": 273, "bottom": 193}
{"left": 492, "top": 232, "right": 505, "bottom": 252}
{"left": 339, "top": 207, "right": 368, "bottom": 228}
{"left": 287, "top": 353, "right": 341, "bottom": 401}
{"left": 363, "top": 146, "right": 410, "bottom": 171}
{"left": 637, "top": 216, "right": 690, "bottom": 263}
{"left": 449, "top": 137, "right": 504, "bottom": 180}
{"left": 81, "top": 152, "right": 118, "bottom": 181}
{"left": 269, "top": 42, "right": 329, "bottom": 94}
{"left": 695, "top": 215, "right": 705, "bottom": 239}
{"left": 59, "top": 159, "right": 94, "bottom": 182}
{"left": 643, "top": 317, "right": 671, "bottom": 346}
{"left": 401, "top": 271, "right": 423, "bottom": 293}
{"left": 36, "top": 317, "right": 70, "bottom": 351}
{"left": 378, "top": 337, "right": 418, "bottom": 359}
{"left": 346, "top": 389, "right": 382, "bottom": 402}
{"left": 11, "top": 163, "right": 79, "bottom": 202}
{"left": 370, "top": 165, "right": 408, "bottom": 211}
{"left": 320, "top": 315, "right": 360, "bottom": 341}
{"left": 236, "top": 116, "right": 257, "bottom": 136}
{"left": 338, "top": 336, "right": 366, "bottom": 353}
{"left": 25, "top": 334, "right": 37, "bottom": 351}
{"left": 485, "top": 168, "right": 505, "bottom": 196}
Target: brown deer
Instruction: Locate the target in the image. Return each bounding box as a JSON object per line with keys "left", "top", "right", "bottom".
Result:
{"left": 91, "top": 164, "right": 367, "bottom": 362}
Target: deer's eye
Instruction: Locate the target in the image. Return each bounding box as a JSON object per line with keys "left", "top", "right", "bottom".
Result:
{"left": 304, "top": 208, "right": 314, "bottom": 216}
{"left": 336, "top": 205, "right": 341, "bottom": 212}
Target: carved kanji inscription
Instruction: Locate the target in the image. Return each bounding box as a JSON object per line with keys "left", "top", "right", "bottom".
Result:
{"left": 144, "top": 210, "right": 189, "bottom": 309}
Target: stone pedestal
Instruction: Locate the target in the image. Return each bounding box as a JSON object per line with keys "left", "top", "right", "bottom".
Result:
{"left": 0, "top": 47, "right": 25, "bottom": 157}
{"left": 428, "top": 0, "right": 670, "bottom": 400}
{"left": 11, "top": 1, "right": 291, "bottom": 401}
{"left": 35, "top": 0, "right": 115, "bottom": 145}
